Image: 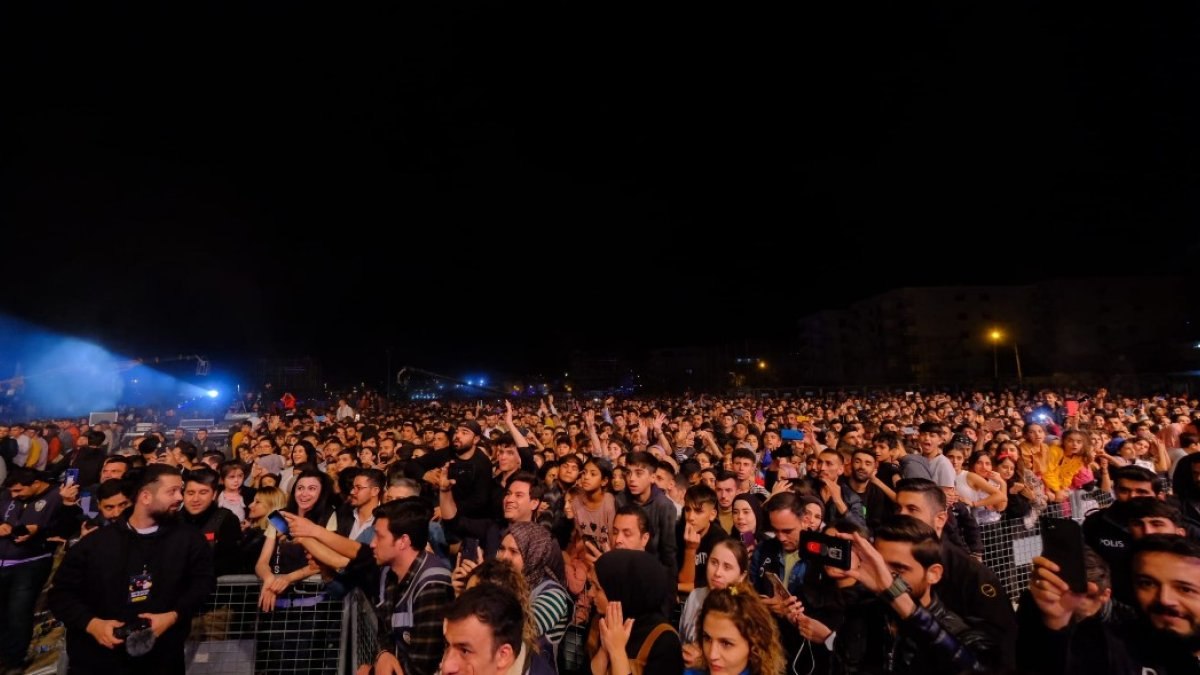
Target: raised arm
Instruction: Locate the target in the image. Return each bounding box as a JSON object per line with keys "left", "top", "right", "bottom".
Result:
{"left": 505, "top": 400, "right": 528, "bottom": 448}
{"left": 583, "top": 409, "right": 604, "bottom": 457}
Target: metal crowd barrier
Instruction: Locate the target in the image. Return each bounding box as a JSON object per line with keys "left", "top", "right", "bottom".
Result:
{"left": 184, "top": 575, "right": 351, "bottom": 675}
{"left": 978, "top": 489, "right": 1115, "bottom": 601}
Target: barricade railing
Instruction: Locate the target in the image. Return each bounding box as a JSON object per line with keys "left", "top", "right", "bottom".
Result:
{"left": 978, "top": 488, "right": 1115, "bottom": 601}
{"left": 183, "top": 575, "right": 350, "bottom": 675}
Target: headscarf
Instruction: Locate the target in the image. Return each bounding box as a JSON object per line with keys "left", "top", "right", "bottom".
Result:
{"left": 732, "top": 492, "right": 767, "bottom": 540}
{"left": 594, "top": 549, "right": 671, "bottom": 622}
{"left": 503, "top": 521, "right": 564, "bottom": 589}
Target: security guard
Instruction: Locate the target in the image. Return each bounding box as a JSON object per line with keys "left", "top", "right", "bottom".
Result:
{"left": 0, "top": 469, "right": 63, "bottom": 674}
{"left": 48, "top": 465, "right": 214, "bottom": 674}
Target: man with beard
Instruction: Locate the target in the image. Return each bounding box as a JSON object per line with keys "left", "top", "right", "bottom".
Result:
{"left": 847, "top": 448, "right": 895, "bottom": 531}
{"left": 413, "top": 421, "right": 494, "bottom": 520}
{"left": 49, "top": 465, "right": 214, "bottom": 675}
{"left": 1023, "top": 535, "right": 1200, "bottom": 674}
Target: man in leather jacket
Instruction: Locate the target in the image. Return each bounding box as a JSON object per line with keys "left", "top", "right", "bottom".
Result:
{"left": 825, "top": 516, "right": 1000, "bottom": 673}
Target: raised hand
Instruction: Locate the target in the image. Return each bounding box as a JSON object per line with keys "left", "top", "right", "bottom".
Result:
{"left": 598, "top": 601, "right": 634, "bottom": 655}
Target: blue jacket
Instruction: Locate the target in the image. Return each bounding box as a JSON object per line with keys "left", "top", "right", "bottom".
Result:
{"left": 749, "top": 535, "right": 808, "bottom": 598}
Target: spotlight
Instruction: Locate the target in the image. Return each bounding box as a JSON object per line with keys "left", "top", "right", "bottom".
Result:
{"left": 207, "top": 389, "right": 219, "bottom": 398}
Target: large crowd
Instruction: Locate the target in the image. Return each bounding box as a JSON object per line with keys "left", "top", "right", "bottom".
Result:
{"left": 1, "top": 388, "right": 1198, "bottom": 674}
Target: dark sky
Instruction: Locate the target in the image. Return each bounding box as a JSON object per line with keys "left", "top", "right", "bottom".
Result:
{"left": 3, "top": 3, "right": 1199, "bottom": 382}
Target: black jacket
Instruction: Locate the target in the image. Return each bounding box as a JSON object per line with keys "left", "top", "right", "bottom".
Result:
{"left": 48, "top": 516, "right": 215, "bottom": 675}
{"left": 411, "top": 446, "right": 495, "bottom": 520}
{"left": 936, "top": 536, "right": 1018, "bottom": 668}
{"left": 834, "top": 594, "right": 1000, "bottom": 673}
{"left": 1083, "top": 502, "right": 1135, "bottom": 604}
{"left": 180, "top": 504, "right": 243, "bottom": 577}
{"left": 1018, "top": 589, "right": 1200, "bottom": 675}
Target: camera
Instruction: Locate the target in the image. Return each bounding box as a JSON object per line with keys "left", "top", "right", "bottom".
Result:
{"left": 114, "top": 618, "right": 152, "bottom": 640}
{"left": 799, "top": 531, "right": 852, "bottom": 570}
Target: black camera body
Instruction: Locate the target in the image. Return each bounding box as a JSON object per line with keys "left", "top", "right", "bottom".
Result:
{"left": 114, "top": 618, "right": 152, "bottom": 639}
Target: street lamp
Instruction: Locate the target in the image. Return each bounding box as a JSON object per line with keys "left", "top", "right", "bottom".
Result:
{"left": 988, "top": 329, "right": 1002, "bottom": 380}
{"left": 987, "top": 328, "right": 1023, "bottom": 386}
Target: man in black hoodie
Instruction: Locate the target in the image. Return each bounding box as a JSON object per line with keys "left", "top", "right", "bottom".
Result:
{"left": 178, "top": 467, "right": 242, "bottom": 576}
{"left": 615, "top": 452, "right": 678, "bottom": 582}
{"left": 49, "top": 465, "right": 214, "bottom": 675}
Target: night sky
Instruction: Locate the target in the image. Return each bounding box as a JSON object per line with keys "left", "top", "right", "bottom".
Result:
{"left": 3, "top": 3, "right": 1199, "bottom": 382}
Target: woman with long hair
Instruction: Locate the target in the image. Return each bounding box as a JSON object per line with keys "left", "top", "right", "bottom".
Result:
{"left": 686, "top": 584, "right": 785, "bottom": 675}
{"left": 254, "top": 471, "right": 336, "bottom": 608}
{"left": 239, "top": 486, "right": 286, "bottom": 572}
{"left": 680, "top": 539, "right": 750, "bottom": 668}
{"left": 959, "top": 450, "right": 1007, "bottom": 525}
{"left": 252, "top": 470, "right": 338, "bottom": 674}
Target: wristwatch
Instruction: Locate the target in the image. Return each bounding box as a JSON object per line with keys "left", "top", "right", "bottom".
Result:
{"left": 880, "top": 574, "right": 911, "bottom": 602}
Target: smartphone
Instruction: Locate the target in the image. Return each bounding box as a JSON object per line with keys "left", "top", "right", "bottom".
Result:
{"left": 800, "top": 530, "right": 853, "bottom": 570}
{"left": 901, "top": 426, "right": 917, "bottom": 436}
{"left": 764, "top": 572, "right": 791, "bottom": 599}
{"left": 581, "top": 533, "right": 600, "bottom": 552}
{"left": 780, "top": 429, "right": 805, "bottom": 442}
{"left": 1040, "top": 517, "right": 1087, "bottom": 593}
{"left": 1066, "top": 400, "right": 1079, "bottom": 417}
{"left": 740, "top": 530, "right": 756, "bottom": 549}
{"left": 449, "top": 461, "right": 475, "bottom": 483}
{"left": 267, "top": 510, "right": 291, "bottom": 537}
{"left": 64, "top": 468, "right": 80, "bottom": 486}
{"left": 461, "top": 537, "right": 481, "bottom": 562}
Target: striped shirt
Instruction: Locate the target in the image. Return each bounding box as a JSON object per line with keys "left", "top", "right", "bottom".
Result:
{"left": 531, "top": 580, "right": 571, "bottom": 646}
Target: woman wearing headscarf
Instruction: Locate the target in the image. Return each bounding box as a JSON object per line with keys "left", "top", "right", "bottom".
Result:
{"left": 730, "top": 492, "right": 767, "bottom": 554}
{"left": 592, "top": 549, "right": 684, "bottom": 675}
{"left": 497, "top": 522, "right": 572, "bottom": 656}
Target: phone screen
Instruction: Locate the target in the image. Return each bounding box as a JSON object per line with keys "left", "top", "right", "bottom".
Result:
{"left": 267, "top": 510, "right": 290, "bottom": 536}
{"left": 740, "top": 530, "right": 756, "bottom": 548}
{"left": 65, "top": 468, "right": 80, "bottom": 486}
{"left": 1066, "top": 400, "right": 1079, "bottom": 417}
{"left": 461, "top": 537, "right": 480, "bottom": 562}
{"left": 764, "top": 572, "right": 791, "bottom": 599}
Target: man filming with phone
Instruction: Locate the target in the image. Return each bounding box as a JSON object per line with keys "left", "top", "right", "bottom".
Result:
{"left": 1023, "top": 535, "right": 1200, "bottom": 674}
{"left": 821, "top": 517, "right": 1001, "bottom": 673}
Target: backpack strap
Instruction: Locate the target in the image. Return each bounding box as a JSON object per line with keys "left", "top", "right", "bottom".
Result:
{"left": 633, "top": 623, "right": 676, "bottom": 673}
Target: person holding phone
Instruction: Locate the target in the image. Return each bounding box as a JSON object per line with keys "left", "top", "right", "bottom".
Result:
{"left": 1023, "top": 535, "right": 1200, "bottom": 674}
{"left": 821, "top": 517, "right": 1001, "bottom": 673}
